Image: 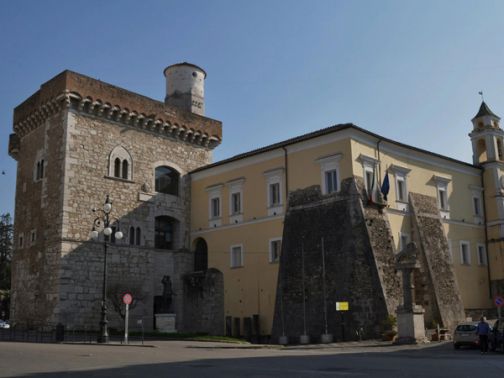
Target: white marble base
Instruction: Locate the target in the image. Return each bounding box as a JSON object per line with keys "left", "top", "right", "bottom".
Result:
{"left": 155, "top": 313, "right": 177, "bottom": 333}
{"left": 395, "top": 307, "right": 426, "bottom": 344}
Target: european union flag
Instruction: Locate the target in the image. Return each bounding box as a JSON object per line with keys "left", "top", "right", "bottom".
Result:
{"left": 381, "top": 170, "right": 390, "bottom": 201}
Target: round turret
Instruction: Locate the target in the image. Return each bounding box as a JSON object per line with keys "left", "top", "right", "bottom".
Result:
{"left": 163, "top": 62, "right": 206, "bottom": 115}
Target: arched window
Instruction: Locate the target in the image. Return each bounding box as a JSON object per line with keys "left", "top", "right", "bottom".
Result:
{"left": 129, "top": 226, "right": 135, "bottom": 245}
{"left": 155, "top": 216, "right": 175, "bottom": 249}
{"left": 109, "top": 146, "right": 133, "bottom": 180}
{"left": 193, "top": 238, "right": 208, "bottom": 271}
{"left": 476, "top": 139, "right": 487, "bottom": 163}
{"left": 114, "top": 158, "right": 121, "bottom": 178}
{"left": 122, "top": 160, "right": 129, "bottom": 179}
{"left": 155, "top": 166, "right": 179, "bottom": 195}
{"left": 136, "top": 227, "right": 141, "bottom": 246}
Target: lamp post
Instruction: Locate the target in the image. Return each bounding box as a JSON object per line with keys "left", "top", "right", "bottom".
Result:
{"left": 90, "top": 195, "right": 123, "bottom": 343}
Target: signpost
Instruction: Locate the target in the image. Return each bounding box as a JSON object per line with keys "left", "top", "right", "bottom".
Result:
{"left": 495, "top": 295, "right": 504, "bottom": 319}
{"left": 336, "top": 301, "right": 349, "bottom": 340}
{"left": 336, "top": 302, "right": 349, "bottom": 311}
{"left": 122, "top": 292, "right": 133, "bottom": 344}
{"left": 495, "top": 295, "right": 504, "bottom": 307}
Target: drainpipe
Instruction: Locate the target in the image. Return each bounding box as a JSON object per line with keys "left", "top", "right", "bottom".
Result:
{"left": 480, "top": 169, "right": 492, "bottom": 299}
{"left": 282, "top": 147, "right": 289, "bottom": 205}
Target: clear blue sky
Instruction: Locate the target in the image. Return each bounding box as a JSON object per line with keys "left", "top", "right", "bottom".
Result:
{"left": 1, "top": 0, "right": 504, "bottom": 217}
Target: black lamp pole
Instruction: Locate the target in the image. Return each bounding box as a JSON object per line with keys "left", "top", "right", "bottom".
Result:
{"left": 91, "top": 195, "right": 122, "bottom": 344}
{"left": 98, "top": 213, "right": 110, "bottom": 344}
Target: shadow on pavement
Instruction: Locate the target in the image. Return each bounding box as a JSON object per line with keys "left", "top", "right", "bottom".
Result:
{"left": 14, "top": 343, "right": 504, "bottom": 378}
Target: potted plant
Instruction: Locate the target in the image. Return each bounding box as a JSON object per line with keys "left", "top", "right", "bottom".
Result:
{"left": 381, "top": 315, "right": 397, "bottom": 341}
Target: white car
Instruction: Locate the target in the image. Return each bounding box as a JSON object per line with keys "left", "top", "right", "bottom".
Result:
{"left": 0, "top": 320, "right": 10, "bottom": 329}
{"left": 453, "top": 322, "right": 479, "bottom": 349}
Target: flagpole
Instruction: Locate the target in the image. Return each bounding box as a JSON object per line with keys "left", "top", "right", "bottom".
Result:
{"left": 376, "top": 139, "right": 383, "bottom": 187}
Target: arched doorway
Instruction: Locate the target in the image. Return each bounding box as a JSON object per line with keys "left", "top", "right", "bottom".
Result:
{"left": 193, "top": 238, "right": 208, "bottom": 271}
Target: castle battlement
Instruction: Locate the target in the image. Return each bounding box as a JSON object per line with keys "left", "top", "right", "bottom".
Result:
{"left": 11, "top": 70, "right": 222, "bottom": 150}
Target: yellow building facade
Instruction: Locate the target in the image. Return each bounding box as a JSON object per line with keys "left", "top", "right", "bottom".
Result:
{"left": 191, "top": 111, "right": 501, "bottom": 336}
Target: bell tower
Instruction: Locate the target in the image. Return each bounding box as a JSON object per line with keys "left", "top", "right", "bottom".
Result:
{"left": 471, "top": 101, "right": 504, "bottom": 296}
{"left": 470, "top": 101, "right": 503, "bottom": 165}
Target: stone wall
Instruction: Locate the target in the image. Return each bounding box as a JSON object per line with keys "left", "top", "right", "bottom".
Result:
{"left": 182, "top": 268, "right": 224, "bottom": 335}
{"left": 48, "top": 107, "right": 211, "bottom": 330}
{"left": 359, "top": 184, "right": 402, "bottom": 315}
{"left": 62, "top": 109, "right": 211, "bottom": 246}
{"left": 409, "top": 192, "right": 465, "bottom": 329}
{"left": 57, "top": 241, "right": 193, "bottom": 331}
{"left": 10, "top": 111, "right": 68, "bottom": 329}
{"left": 11, "top": 93, "right": 215, "bottom": 329}
{"left": 271, "top": 178, "right": 399, "bottom": 342}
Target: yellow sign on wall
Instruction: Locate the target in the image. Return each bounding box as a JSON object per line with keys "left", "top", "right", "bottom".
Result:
{"left": 336, "top": 301, "right": 349, "bottom": 311}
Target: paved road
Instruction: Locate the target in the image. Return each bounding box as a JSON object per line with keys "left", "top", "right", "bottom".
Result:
{"left": 0, "top": 340, "right": 503, "bottom": 377}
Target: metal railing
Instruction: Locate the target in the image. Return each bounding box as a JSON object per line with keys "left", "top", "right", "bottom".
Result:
{"left": 0, "top": 327, "right": 146, "bottom": 344}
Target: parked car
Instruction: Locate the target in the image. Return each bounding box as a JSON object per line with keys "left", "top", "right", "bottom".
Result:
{"left": 453, "top": 322, "right": 479, "bottom": 349}
{"left": 0, "top": 320, "right": 9, "bottom": 329}
{"left": 490, "top": 318, "right": 504, "bottom": 352}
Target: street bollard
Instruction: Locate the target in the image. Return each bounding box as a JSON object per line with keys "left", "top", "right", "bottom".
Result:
{"left": 55, "top": 323, "right": 65, "bottom": 342}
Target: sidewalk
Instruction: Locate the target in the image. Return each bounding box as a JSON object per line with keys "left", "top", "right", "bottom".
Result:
{"left": 175, "top": 338, "right": 451, "bottom": 351}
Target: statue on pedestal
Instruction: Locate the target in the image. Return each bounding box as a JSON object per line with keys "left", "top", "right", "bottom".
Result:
{"left": 154, "top": 275, "right": 177, "bottom": 333}
{"left": 395, "top": 242, "right": 427, "bottom": 344}
{"left": 160, "top": 275, "right": 174, "bottom": 313}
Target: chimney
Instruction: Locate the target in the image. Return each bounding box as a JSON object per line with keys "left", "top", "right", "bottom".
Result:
{"left": 163, "top": 62, "right": 206, "bottom": 116}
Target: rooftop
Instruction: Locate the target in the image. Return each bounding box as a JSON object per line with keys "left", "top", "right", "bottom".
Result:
{"left": 191, "top": 123, "right": 478, "bottom": 174}
{"left": 473, "top": 101, "right": 500, "bottom": 121}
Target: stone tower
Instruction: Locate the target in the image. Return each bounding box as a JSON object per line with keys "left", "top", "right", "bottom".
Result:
{"left": 469, "top": 101, "right": 504, "bottom": 295}
{"left": 164, "top": 62, "right": 206, "bottom": 116}
{"left": 8, "top": 65, "right": 222, "bottom": 331}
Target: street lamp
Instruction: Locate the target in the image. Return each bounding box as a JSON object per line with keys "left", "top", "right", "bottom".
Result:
{"left": 89, "top": 194, "right": 123, "bottom": 343}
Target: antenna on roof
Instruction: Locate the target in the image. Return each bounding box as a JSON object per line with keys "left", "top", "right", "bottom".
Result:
{"left": 478, "top": 91, "right": 484, "bottom": 102}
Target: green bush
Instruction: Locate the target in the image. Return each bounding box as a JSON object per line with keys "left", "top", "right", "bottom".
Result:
{"left": 381, "top": 315, "right": 397, "bottom": 331}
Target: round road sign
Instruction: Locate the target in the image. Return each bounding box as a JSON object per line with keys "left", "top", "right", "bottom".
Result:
{"left": 122, "top": 292, "right": 133, "bottom": 305}
{"left": 494, "top": 295, "right": 504, "bottom": 308}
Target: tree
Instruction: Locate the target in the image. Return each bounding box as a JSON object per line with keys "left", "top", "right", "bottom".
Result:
{"left": 0, "top": 213, "right": 13, "bottom": 290}
{"left": 106, "top": 280, "right": 146, "bottom": 321}
{"left": 0, "top": 213, "right": 13, "bottom": 320}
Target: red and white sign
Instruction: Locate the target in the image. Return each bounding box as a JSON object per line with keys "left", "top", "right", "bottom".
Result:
{"left": 122, "top": 292, "right": 133, "bottom": 305}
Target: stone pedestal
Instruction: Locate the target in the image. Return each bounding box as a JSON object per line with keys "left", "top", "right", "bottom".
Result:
{"left": 155, "top": 313, "right": 177, "bottom": 333}
{"left": 278, "top": 335, "right": 288, "bottom": 345}
{"left": 321, "top": 333, "right": 333, "bottom": 343}
{"left": 395, "top": 306, "right": 426, "bottom": 344}
{"left": 394, "top": 243, "right": 427, "bottom": 344}
{"left": 299, "top": 334, "right": 310, "bottom": 344}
